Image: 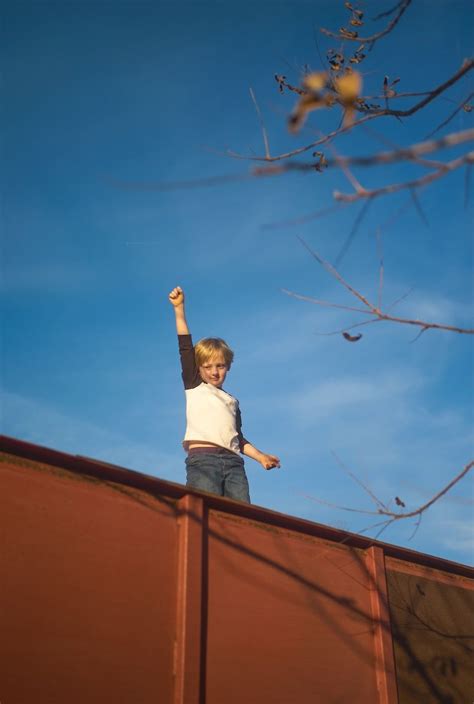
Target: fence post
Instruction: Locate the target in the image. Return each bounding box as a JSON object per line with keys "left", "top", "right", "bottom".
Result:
{"left": 174, "top": 494, "right": 206, "bottom": 704}
{"left": 365, "top": 545, "right": 399, "bottom": 704}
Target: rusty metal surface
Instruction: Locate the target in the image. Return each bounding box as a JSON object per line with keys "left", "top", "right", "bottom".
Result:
{"left": 0, "top": 454, "right": 178, "bottom": 704}
{"left": 205, "top": 509, "right": 379, "bottom": 703}
{"left": 1, "top": 435, "right": 473, "bottom": 704}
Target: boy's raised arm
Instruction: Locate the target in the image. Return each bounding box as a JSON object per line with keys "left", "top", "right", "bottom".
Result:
{"left": 168, "top": 286, "right": 190, "bottom": 335}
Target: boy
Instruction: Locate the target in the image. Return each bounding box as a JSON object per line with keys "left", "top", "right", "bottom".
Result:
{"left": 169, "top": 286, "right": 280, "bottom": 503}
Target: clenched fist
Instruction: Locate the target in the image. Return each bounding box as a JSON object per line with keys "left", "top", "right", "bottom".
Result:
{"left": 169, "top": 286, "right": 185, "bottom": 307}
{"left": 259, "top": 453, "right": 281, "bottom": 471}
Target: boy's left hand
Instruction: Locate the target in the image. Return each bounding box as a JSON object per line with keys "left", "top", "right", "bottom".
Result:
{"left": 259, "top": 453, "right": 281, "bottom": 471}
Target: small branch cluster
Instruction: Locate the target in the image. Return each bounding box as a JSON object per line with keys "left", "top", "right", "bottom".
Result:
{"left": 226, "top": 1, "right": 474, "bottom": 216}
{"left": 320, "top": 0, "right": 413, "bottom": 49}
{"left": 307, "top": 456, "right": 473, "bottom": 540}
{"left": 284, "top": 236, "right": 474, "bottom": 338}
{"left": 237, "top": 59, "right": 474, "bottom": 164}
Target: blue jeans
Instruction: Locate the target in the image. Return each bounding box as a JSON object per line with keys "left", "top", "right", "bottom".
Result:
{"left": 185, "top": 452, "right": 251, "bottom": 503}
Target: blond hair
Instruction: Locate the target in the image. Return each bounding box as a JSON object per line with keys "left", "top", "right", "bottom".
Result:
{"left": 194, "top": 337, "right": 234, "bottom": 368}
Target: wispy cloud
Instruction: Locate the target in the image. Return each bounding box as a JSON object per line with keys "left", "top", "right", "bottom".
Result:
{"left": 438, "top": 518, "right": 474, "bottom": 555}
{"left": 1, "top": 263, "right": 96, "bottom": 293}
{"left": 286, "top": 370, "right": 423, "bottom": 423}
{"left": 396, "top": 291, "right": 473, "bottom": 328}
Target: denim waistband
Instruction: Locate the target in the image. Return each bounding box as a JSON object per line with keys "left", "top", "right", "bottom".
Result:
{"left": 188, "top": 446, "right": 235, "bottom": 456}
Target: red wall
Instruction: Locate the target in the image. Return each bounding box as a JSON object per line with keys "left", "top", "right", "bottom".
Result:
{"left": 1, "top": 438, "right": 473, "bottom": 704}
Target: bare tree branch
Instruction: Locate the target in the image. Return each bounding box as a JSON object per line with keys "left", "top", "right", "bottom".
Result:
{"left": 377, "top": 460, "right": 474, "bottom": 521}
{"left": 252, "top": 128, "right": 474, "bottom": 175}
{"left": 285, "top": 238, "right": 474, "bottom": 335}
{"left": 333, "top": 152, "right": 474, "bottom": 202}
{"left": 331, "top": 451, "right": 389, "bottom": 512}
{"left": 306, "top": 459, "right": 474, "bottom": 526}
{"left": 229, "top": 60, "right": 474, "bottom": 163}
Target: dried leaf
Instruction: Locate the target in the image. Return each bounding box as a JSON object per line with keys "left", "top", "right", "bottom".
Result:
{"left": 349, "top": 49, "right": 366, "bottom": 64}
{"left": 312, "top": 151, "right": 328, "bottom": 171}
{"left": 340, "top": 28, "right": 358, "bottom": 39}
{"left": 395, "top": 496, "right": 406, "bottom": 507}
{"left": 275, "top": 74, "right": 286, "bottom": 93}
{"left": 342, "top": 332, "right": 362, "bottom": 342}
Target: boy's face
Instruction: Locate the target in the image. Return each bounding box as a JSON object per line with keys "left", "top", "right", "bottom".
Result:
{"left": 199, "top": 352, "right": 229, "bottom": 388}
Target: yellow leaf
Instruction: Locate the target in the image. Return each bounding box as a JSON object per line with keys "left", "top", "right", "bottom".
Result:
{"left": 303, "top": 71, "right": 328, "bottom": 92}
{"left": 288, "top": 94, "right": 328, "bottom": 133}
{"left": 334, "top": 71, "right": 362, "bottom": 103}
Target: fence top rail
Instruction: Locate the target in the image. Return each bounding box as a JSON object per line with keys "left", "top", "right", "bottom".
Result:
{"left": 1, "top": 433, "right": 472, "bottom": 580}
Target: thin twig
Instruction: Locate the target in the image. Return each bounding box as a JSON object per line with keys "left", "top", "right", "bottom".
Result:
{"left": 386, "top": 286, "right": 414, "bottom": 312}
{"left": 282, "top": 289, "right": 370, "bottom": 315}
{"left": 334, "top": 199, "right": 372, "bottom": 267}
{"left": 297, "top": 236, "right": 375, "bottom": 310}
{"left": 407, "top": 514, "right": 423, "bottom": 541}
{"left": 373, "top": 1, "right": 408, "bottom": 22}
{"left": 409, "top": 327, "right": 429, "bottom": 343}
{"left": 424, "top": 91, "right": 474, "bottom": 140}
{"left": 376, "top": 228, "right": 384, "bottom": 311}
{"left": 321, "top": 0, "right": 412, "bottom": 47}
{"left": 262, "top": 202, "right": 347, "bottom": 230}
{"left": 331, "top": 451, "right": 389, "bottom": 512}
{"left": 409, "top": 187, "right": 429, "bottom": 227}
{"left": 107, "top": 172, "right": 254, "bottom": 192}
{"left": 301, "top": 493, "right": 381, "bottom": 515}
{"left": 249, "top": 87, "right": 271, "bottom": 159}
{"left": 465, "top": 163, "right": 472, "bottom": 209}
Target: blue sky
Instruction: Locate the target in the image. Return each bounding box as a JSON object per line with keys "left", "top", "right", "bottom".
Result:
{"left": 2, "top": 0, "right": 473, "bottom": 564}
